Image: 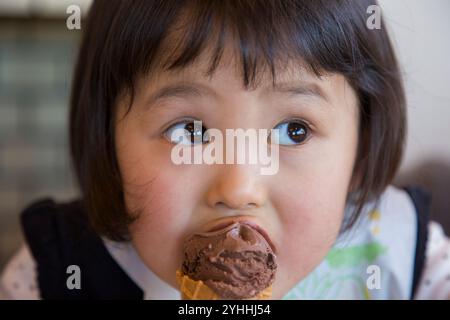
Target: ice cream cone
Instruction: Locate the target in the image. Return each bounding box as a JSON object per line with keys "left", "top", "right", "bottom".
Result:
{"left": 176, "top": 270, "right": 272, "bottom": 300}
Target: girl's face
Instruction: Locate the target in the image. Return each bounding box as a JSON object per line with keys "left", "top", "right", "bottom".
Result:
{"left": 115, "top": 48, "right": 359, "bottom": 299}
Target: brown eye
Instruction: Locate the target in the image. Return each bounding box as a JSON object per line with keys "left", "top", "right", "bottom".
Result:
{"left": 184, "top": 121, "right": 208, "bottom": 144}
{"left": 164, "top": 120, "right": 209, "bottom": 145}
{"left": 271, "top": 120, "right": 309, "bottom": 145}
{"left": 287, "top": 121, "right": 308, "bottom": 143}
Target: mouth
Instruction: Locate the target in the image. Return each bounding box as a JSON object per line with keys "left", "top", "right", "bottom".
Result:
{"left": 204, "top": 218, "right": 277, "bottom": 254}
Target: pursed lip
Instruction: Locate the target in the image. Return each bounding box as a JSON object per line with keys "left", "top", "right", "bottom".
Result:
{"left": 202, "top": 217, "right": 277, "bottom": 254}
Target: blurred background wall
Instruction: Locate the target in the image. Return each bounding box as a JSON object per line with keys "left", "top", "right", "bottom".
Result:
{"left": 0, "top": 0, "right": 89, "bottom": 269}
{"left": 0, "top": 0, "right": 449, "bottom": 270}
{"left": 379, "top": 0, "right": 450, "bottom": 234}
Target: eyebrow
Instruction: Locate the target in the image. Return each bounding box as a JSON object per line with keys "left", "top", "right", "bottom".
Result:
{"left": 267, "top": 81, "right": 330, "bottom": 103}
{"left": 146, "top": 83, "right": 214, "bottom": 106}
{"left": 145, "top": 80, "right": 329, "bottom": 108}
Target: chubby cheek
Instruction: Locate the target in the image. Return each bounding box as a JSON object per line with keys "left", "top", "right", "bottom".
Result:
{"left": 271, "top": 151, "right": 354, "bottom": 297}
{"left": 118, "top": 144, "right": 198, "bottom": 288}
{"left": 127, "top": 179, "right": 183, "bottom": 283}
{"left": 275, "top": 182, "right": 345, "bottom": 287}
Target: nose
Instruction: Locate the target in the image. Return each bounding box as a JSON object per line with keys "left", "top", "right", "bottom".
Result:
{"left": 205, "top": 164, "right": 267, "bottom": 211}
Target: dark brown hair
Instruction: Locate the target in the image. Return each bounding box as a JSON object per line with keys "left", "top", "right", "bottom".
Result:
{"left": 70, "top": 0, "right": 406, "bottom": 241}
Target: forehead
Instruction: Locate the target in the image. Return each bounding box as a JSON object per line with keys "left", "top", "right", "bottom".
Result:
{"left": 138, "top": 45, "right": 351, "bottom": 110}
{"left": 146, "top": 38, "right": 330, "bottom": 88}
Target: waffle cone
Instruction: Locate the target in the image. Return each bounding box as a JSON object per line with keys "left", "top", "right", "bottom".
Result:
{"left": 176, "top": 270, "right": 272, "bottom": 300}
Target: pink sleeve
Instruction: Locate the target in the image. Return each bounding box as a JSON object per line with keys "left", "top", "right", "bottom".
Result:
{"left": 0, "top": 244, "right": 40, "bottom": 300}
{"left": 414, "top": 222, "right": 450, "bottom": 299}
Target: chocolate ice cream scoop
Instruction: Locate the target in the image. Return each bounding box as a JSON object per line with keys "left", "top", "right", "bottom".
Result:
{"left": 181, "top": 222, "right": 277, "bottom": 299}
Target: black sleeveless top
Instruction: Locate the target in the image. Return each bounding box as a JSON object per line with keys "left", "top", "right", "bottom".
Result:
{"left": 20, "top": 186, "right": 430, "bottom": 300}
{"left": 21, "top": 199, "right": 143, "bottom": 299}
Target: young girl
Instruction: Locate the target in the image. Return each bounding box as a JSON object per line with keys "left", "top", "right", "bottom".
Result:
{"left": 1, "top": 0, "right": 449, "bottom": 300}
